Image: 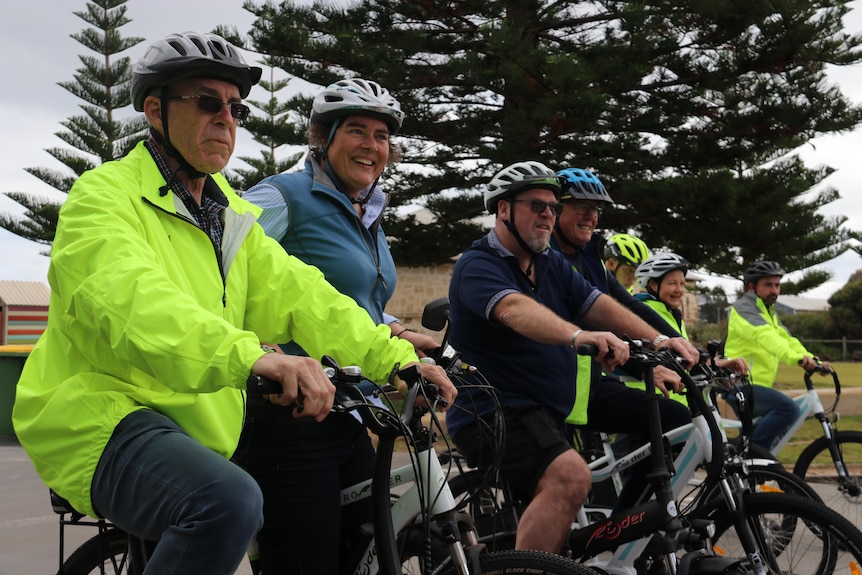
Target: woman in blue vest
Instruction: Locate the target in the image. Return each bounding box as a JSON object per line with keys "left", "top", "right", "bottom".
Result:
{"left": 240, "top": 79, "right": 453, "bottom": 573}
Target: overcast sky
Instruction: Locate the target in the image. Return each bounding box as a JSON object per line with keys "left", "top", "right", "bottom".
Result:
{"left": 2, "top": 0, "right": 862, "bottom": 300}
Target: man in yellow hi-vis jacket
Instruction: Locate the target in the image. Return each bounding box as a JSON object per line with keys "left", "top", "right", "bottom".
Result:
{"left": 725, "top": 260, "right": 831, "bottom": 450}
{"left": 11, "top": 31, "right": 455, "bottom": 575}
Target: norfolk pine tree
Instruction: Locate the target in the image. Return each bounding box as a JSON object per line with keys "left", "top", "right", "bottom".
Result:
{"left": 0, "top": 0, "right": 146, "bottom": 248}
{"left": 240, "top": 0, "right": 862, "bottom": 274}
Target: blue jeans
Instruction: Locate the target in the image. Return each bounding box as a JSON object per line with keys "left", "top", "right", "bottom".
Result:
{"left": 725, "top": 385, "right": 800, "bottom": 451}
{"left": 91, "top": 409, "right": 263, "bottom": 575}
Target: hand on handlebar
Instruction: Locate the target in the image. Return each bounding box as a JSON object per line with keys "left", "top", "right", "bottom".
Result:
{"left": 577, "top": 331, "right": 630, "bottom": 372}
{"left": 396, "top": 361, "right": 458, "bottom": 411}
{"left": 653, "top": 364, "right": 685, "bottom": 396}
{"left": 655, "top": 337, "right": 699, "bottom": 369}
{"left": 251, "top": 352, "right": 336, "bottom": 421}
{"left": 715, "top": 356, "right": 749, "bottom": 375}
{"left": 800, "top": 355, "right": 832, "bottom": 374}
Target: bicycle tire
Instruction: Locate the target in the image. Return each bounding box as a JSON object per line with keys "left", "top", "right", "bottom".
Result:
{"left": 700, "top": 492, "right": 862, "bottom": 575}
{"left": 792, "top": 430, "right": 862, "bottom": 534}
{"left": 432, "top": 549, "right": 597, "bottom": 575}
{"left": 679, "top": 461, "right": 822, "bottom": 512}
{"left": 60, "top": 528, "right": 130, "bottom": 575}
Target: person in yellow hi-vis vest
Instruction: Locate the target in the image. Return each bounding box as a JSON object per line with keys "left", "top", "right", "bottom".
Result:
{"left": 633, "top": 252, "right": 749, "bottom": 405}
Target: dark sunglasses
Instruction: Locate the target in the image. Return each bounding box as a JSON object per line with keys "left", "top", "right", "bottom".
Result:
{"left": 168, "top": 95, "right": 251, "bottom": 121}
{"left": 512, "top": 199, "right": 564, "bottom": 217}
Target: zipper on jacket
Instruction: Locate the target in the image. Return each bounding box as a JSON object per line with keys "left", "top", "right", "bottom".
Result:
{"left": 143, "top": 197, "right": 229, "bottom": 308}
{"left": 348, "top": 206, "right": 387, "bottom": 325}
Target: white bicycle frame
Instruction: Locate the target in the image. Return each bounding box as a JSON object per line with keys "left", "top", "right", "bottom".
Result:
{"left": 719, "top": 390, "right": 818, "bottom": 455}
{"left": 339, "top": 447, "right": 458, "bottom": 575}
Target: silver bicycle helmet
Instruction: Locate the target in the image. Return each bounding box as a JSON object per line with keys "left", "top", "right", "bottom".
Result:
{"left": 311, "top": 78, "right": 405, "bottom": 134}
{"left": 636, "top": 253, "right": 691, "bottom": 286}
{"left": 131, "top": 31, "right": 262, "bottom": 111}
{"left": 743, "top": 261, "right": 785, "bottom": 285}
{"left": 604, "top": 233, "right": 651, "bottom": 267}
{"left": 484, "top": 161, "right": 561, "bottom": 214}
{"left": 557, "top": 168, "right": 614, "bottom": 203}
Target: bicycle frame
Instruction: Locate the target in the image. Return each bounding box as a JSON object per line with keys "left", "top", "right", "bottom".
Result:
{"left": 338, "top": 440, "right": 461, "bottom": 575}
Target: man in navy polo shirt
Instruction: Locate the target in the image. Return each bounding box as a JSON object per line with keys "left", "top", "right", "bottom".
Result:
{"left": 446, "top": 161, "right": 698, "bottom": 555}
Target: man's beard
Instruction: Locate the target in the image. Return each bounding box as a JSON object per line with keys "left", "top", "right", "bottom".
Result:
{"left": 525, "top": 228, "right": 551, "bottom": 253}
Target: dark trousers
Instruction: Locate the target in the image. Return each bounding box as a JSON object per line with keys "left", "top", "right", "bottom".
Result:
{"left": 91, "top": 409, "right": 263, "bottom": 575}
{"left": 237, "top": 404, "right": 375, "bottom": 574}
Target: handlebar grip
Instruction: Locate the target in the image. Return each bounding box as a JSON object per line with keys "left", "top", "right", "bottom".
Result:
{"left": 576, "top": 343, "right": 599, "bottom": 357}
{"left": 247, "top": 374, "right": 283, "bottom": 395}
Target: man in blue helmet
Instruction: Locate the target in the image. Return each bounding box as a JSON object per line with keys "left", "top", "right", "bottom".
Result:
{"left": 549, "top": 167, "right": 697, "bottom": 509}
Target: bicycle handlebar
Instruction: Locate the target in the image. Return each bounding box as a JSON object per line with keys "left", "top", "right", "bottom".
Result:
{"left": 246, "top": 355, "right": 442, "bottom": 435}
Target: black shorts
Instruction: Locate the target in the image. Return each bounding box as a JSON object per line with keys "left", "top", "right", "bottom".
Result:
{"left": 452, "top": 404, "right": 572, "bottom": 496}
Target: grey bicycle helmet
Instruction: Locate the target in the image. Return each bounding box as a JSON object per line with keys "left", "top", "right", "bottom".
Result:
{"left": 557, "top": 168, "right": 614, "bottom": 203}
{"left": 743, "top": 261, "right": 785, "bottom": 285}
{"left": 484, "top": 161, "right": 561, "bottom": 214}
{"left": 636, "top": 253, "right": 691, "bottom": 286}
{"left": 131, "top": 31, "right": 262, "bottom": 111}
{"left": 604, "top": 233, "right": 651, "bottom": 267}
{"left": 311, "top": 78, "right": 405, "bottom": 134}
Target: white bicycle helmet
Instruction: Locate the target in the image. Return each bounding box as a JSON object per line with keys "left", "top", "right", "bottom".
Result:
{"left": 635, "top": 253, "right": 691, "bottom": 286}
{"left": 484, "top": 161, "right": 561, "bottom": 214}
{"left": 131, "top": 31, "right": 262, "bottom": 111}
{"left": 311, "top": 78, "right": 405, "bottom": 134}
{"left": 557, "top": 168, "right": 614, "bottom": 203}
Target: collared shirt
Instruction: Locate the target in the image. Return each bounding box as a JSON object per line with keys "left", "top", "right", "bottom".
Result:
{"left": 445, "top": 229, "right": 603, "bottom": 437}
{"left": 145, "top": 138, "right": 227, "bottom": 248}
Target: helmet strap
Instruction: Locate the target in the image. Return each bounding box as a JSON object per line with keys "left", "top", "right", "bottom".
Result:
{"left": 646, "top": 278, "right": 662, "bottom": 298}
{"left": 321, "top": 118, "right": 351, "bottom": 196}
{"left": 503, "top": 198, "right": 543, "bottom": 280}
{"left": 321, "top": 117, "right": 384, "bottom": 205}
{"left": 154, "top": 86, "right": 207, "bottom": 192}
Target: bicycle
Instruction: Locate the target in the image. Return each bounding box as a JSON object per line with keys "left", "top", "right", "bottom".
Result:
{"left": 720, "top": 363, "right": 861, "bottom": 533}
{"left": 444, "top": 337, "right": 862, "bottom": 575}
{"left": 51, "top": 327, "right": 594, "bottom": 574}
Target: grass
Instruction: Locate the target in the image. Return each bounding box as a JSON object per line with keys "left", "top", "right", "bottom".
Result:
{"left": 773, "top": 361, "right": 861, "bottom": 390}
{"left": 767, "top": 415, "right": 862, "bottom": 465}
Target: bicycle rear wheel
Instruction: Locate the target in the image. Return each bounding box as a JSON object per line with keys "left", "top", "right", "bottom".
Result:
{"left": 60, "top": 528, "right": 130, "bottom": 575}
{"left": 792, "top": 430, "right": 862, "bottom": 535}
{"left": 432, "top": 549, "right": 597, "bottom": 575}
{"left": 704, "top": 492, "right": 862, "bottom": 575}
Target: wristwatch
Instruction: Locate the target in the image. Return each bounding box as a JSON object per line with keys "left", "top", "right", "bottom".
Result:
{"left": 652, "top": 334, "right": 670, "bottom": 348}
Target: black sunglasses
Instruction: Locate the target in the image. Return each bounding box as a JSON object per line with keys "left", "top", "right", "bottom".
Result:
{"left": 512, "top": 199, "right": 565, "bottom": 217}
{"left": 168, "top": 95, "right": 251, "bottom": 121}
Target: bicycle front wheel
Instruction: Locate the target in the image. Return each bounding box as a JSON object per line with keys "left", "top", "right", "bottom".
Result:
{"left": 60, "top": 528, "right": 130, "bottom": 575}
{"left": 706, "top": 492, "right": 862, "bottom": 575}
{"left": 793, "top": 430, "right": 862, "bottom": 533}
{"left": 433, "top": 549, "right": 598, "bottom": 575}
